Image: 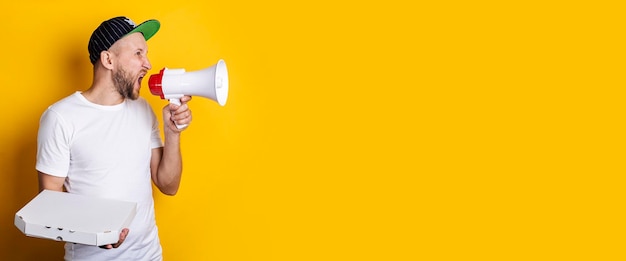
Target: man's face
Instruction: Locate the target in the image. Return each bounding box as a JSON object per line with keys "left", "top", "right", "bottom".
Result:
{"left": 108, "top": 33, "right": 152, "bottom": 100}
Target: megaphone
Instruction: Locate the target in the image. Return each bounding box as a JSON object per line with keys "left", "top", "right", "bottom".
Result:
{"left": 148, "top": 59, "right": 229, "bottom": 128}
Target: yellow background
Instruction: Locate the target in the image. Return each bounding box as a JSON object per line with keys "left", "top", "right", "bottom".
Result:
{"left": 1, "top": 0, "right": 624, "bottom": 260}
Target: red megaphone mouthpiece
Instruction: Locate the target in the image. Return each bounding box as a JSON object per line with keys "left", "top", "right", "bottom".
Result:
{"left": 148, "top": 68, "right": 165, "bottom": 99}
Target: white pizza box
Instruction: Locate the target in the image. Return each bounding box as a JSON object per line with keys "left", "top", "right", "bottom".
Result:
{"left": 15, "top": 190, "right": 137, "bottom": 246}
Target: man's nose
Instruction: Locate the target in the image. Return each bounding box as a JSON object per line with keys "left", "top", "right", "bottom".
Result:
{"left": 144, "top": 57, "right": 152, "bottom": 70}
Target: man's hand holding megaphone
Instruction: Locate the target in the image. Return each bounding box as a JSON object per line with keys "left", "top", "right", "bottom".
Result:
{"left": 149, "top": 59, "right": 228, "bottom": 129}
{"left": 162, "top": 95, "right": 193, "bottom": 132}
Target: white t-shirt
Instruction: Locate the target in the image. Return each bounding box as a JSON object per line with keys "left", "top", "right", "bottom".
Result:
{"left": 36, "top": 92, "right": 164, "bottom": 261}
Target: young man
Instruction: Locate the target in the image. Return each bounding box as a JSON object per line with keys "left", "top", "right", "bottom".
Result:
{"left": 36, "top": 16, "right": 191, "bottom": 260}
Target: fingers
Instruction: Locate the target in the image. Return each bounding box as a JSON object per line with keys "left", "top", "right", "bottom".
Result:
{"left": 165, "top": 100, "right": 192, "bottom": 129}
{"left": 169, "top": 96, "right": 192, "bottom": 109}
{"left": 99, "top": 228, "right": 129, "bottom": 249}
{"left": 168, "top": 102, "right": 189, "bottom": 113}
{"left": 180, "top": 95, "right": 192, "bottom": 103}
{"left": 112, "top": 228, "right": 129, "bottom": 248}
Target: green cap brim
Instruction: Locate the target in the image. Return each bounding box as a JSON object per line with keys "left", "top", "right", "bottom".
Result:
{"left": 127, "top": 19, "right": 160, "bottom": 41}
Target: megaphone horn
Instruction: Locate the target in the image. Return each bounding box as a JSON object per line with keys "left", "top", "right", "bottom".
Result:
{"left": 148, "top": 59, "right": 229, "bottom": 128}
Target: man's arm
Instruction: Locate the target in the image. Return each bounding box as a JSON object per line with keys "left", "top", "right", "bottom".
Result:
{"left": 150, "top": 140, "right": 182, "bottom": 195}
{"left": 38, "top": 171, "right": 65, "bottom": 192}
{"left": 150, "top": 96, "right": 191, "bottom": 195}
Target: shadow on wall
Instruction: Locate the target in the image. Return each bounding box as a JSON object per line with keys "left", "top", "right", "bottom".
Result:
{"left": 1, "top": 33, "right": 91, "bottom": 260}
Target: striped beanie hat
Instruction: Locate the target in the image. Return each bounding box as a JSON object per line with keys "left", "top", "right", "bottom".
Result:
{"left": 88, "top": 16, "right": 160, "bottom": 64}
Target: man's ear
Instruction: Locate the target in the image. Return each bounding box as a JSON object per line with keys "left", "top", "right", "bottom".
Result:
{"left": 99, "top": 50, "right": 115, "bottom": 70}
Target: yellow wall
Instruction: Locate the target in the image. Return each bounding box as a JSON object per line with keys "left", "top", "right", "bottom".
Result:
{"left": 1, "top": 1, "right": 623, "bottom": 260}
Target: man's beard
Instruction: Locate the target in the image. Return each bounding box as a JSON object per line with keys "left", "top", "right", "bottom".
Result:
{"left": 112, "top": 68, "right": 140, "bottom": 100}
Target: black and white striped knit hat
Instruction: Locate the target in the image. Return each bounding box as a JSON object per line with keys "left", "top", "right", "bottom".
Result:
{"left": 88, "top": 16, "right": 160, "bottom": 64}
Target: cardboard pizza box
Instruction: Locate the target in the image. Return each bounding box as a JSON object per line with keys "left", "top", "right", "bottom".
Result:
{"left": 15, "top": 190, "right": 136, "bottom": 246}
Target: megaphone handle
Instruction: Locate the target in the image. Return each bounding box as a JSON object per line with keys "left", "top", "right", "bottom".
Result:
{"left": 168, "top": 98, "right": 188, "bottom": 129}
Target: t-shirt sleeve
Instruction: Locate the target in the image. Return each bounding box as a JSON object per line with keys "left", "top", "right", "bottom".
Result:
{"left": 150, "top": 107, "right": 164, "bottom": 149}
{"left": 36, "top": 109, "right": 71, "bottom": 177}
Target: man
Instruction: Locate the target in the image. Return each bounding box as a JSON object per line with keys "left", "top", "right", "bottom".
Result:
{"left": 36, "top": 16, "right": 191, "bottom": 260}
